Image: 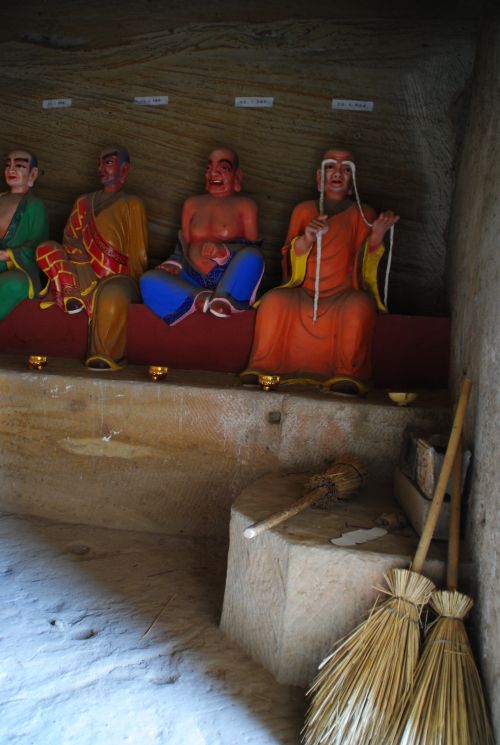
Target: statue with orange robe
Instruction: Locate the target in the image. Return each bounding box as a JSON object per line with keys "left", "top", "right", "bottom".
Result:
{"left": 242, "top": 147, "right": 399, "bottom": 394}
{"left": 140, "top": 147, "right": 263, "bottom": 323}
{"left": 36, "top": 146, "right": 148, "bottom": 370}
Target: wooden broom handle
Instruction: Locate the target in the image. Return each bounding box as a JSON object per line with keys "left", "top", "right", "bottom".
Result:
{"left": 447, "top": 438, "right": 462, "bottom": 590}
{"left": 244, "top": 489, "right": 322, "bottom": 539}
{"left": 412, "top": 377, "right": 471, "bottom": 574}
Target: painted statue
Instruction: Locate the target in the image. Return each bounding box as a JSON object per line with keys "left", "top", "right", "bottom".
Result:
{"left": 36, "top": 146, "right": 148, "bottom": 370}
{"left": 140, "top": 147, "right": 264, "bottom": 323}
{"left": 0, "top": 150, "right": 49, "bottom": 320}
{"left": 242, "top": 147, "right": 399, "bottom": 395}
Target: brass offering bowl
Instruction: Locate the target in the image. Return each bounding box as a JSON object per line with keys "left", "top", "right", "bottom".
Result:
{"left": 148, "top": 365, "right": 169, "bottom": 382}
{"left": 259, "top": 374, "right": 280, "bottom": 392}
{"left": 28, "top": 355, "right": 48, "bottom": 371}
{"left": 388, "top": 391, "right": 418, "bottom": 406}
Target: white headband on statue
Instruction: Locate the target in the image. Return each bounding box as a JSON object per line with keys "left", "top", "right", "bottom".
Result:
{"left": 315, "top": 158, "right": 395, "bottom": 319}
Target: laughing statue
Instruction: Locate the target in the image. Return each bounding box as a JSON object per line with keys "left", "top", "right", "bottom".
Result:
{"left": 140, "top": 147, "right": 264, "bottom": 324}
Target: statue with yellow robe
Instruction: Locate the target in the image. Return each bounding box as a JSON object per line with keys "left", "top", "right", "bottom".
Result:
{"left": 36, "top": 146, "right": 148, "bottom": 370}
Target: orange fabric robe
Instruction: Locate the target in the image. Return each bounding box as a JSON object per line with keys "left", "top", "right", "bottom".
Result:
{"left": 248, "top": 200, "right": 378, "bottom": 382}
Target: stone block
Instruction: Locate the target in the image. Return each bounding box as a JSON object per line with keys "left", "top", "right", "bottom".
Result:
{"left": 221, "top": 472, "right": 446, "bottom": 687}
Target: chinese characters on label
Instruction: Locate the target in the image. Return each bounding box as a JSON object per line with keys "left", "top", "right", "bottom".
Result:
{"left": 331, "top": 99, "right": 374, "bottom": 112}
{"left": 42, "top": 99, "right": 73, "bottom": 109}
{"left": 234, "top": 97, "right": 274, "bottom": 108}
{"left": 41, "top": 95, "right": 373, "bottom": 112}
{"left": 133, "top": 96, "right": 169, "bottom": 106}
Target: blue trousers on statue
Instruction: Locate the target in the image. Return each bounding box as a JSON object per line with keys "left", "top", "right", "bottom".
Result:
{"left": 140, "top": 241, "right": 264, "bottom": 325}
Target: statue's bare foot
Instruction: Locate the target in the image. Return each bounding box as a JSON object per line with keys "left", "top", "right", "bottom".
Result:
{"left": 209, "top": 299, "right": 231, "bottom": 318}
{"left": 194, "top": 291, "right": 213, "bottom": 313}
{"left": 65, "top": 298, "right": 85, "bottom": 314}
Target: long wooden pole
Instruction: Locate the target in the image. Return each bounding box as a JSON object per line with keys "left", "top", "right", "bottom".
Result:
{"left": 447, "top": 438, "right": 463, "bottom": 589}
{"left": 412, "top": 377, "right": 471, "bottom": 574}
{"left": 243, "top": 490, "right": 322, "bottom": 539}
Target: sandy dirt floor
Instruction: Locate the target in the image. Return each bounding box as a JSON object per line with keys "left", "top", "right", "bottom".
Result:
{"left": 0, "top": 512, "right": 304, "bottom": 744}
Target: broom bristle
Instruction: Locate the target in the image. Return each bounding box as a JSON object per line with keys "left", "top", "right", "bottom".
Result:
{"left": 303, "top": 568, "right": 435, "bottom": 745}
{"left": 305, "top": 458, "right": 366, "bottom": 509}
{"left": 387, "top": 589, "right": 495, "bottom": 745}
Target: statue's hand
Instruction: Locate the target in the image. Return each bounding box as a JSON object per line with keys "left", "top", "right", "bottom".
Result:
{"left": 66, "top": 246, "right": 87, "bottom": 260}
{"left": 63, "top": 237, "right": 86, "bottom": 260}
{"left": 294, "top": 215, "right": 328, "bottom": 256}
{"left": 368, "top": 211, "right": 399, "bottom": 250}
{"left": 305, "top": 215, "right": 328, "bottom": 244}
{"left": 200, "top": 242, "right": 230, "bottom": 261}
{"left": 0, "top": 249, "right": 10, "bottom": 261}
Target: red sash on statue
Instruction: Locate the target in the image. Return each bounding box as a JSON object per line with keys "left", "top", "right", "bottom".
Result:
{"left": 75, "top": 196, "right": 130, "bottom": 278}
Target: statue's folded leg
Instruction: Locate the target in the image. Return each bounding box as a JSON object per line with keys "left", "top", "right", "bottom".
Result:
{"left": 0, "top": 270, "right": 29, "bottom": 321}
{"left": 140, "top": 268, "right": 204, "bottom": 325}
{"left": 212, "top": 247, "right": 264, "bottom": 313}
{"left": 36, "top": 241, "right": 86, "bottom": 313}
{"left": 243, "top": 288, "right": 300, "bottom": 376}
{"left": 333, "top": 291, "right": 376, "bottom": 381}
{"left": 243, "top": 289, "right": 376, "bottom": 393}
{"left": 86, "top": 275, "right": 140, "bottom": 370}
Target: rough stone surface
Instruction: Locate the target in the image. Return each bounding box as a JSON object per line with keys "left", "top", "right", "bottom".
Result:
{"left": 0, "top": 1, "right": 480, "bottom": 312}
{"left": 0, "top": 511, "right": 304, "bottom": 744}
{"left": 221, "top": 473, "right": 447, "bottom": 687}
{"left": 0, "top": 357, "right": 450, "bottom": 538}
{"left": 447, "top": 1, "right": 500, "bottom": 736}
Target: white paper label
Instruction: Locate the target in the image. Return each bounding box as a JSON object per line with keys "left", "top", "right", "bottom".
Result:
{"left": 331, "top": 98, "right": 374, "bottom": 112}
{"left": 234, "top": 97, "right": 274, "bottom": 108}
{"left": 133, "top": 96, "right": 168, "bottom": 106}
{"left": 42, "top": 98, "right": 72, "bottom": 109}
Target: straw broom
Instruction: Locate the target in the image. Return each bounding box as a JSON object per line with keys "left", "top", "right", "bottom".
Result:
{"left": 303, "top": 378, "right": 472, "bottom": 745}
{"left": 244, "top": 458, "right": 366, "bottom": 539}
{"left": 387, "top": 436, "right": 495, "bottom": 745}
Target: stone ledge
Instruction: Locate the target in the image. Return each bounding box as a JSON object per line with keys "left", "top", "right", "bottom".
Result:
{"left": 0, "top": 356, "right": 450, "bottom": 538}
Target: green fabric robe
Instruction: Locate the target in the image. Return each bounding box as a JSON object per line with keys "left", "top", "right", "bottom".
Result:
{"left": 0, "top": 192, "right": 49, "bottom": 319}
